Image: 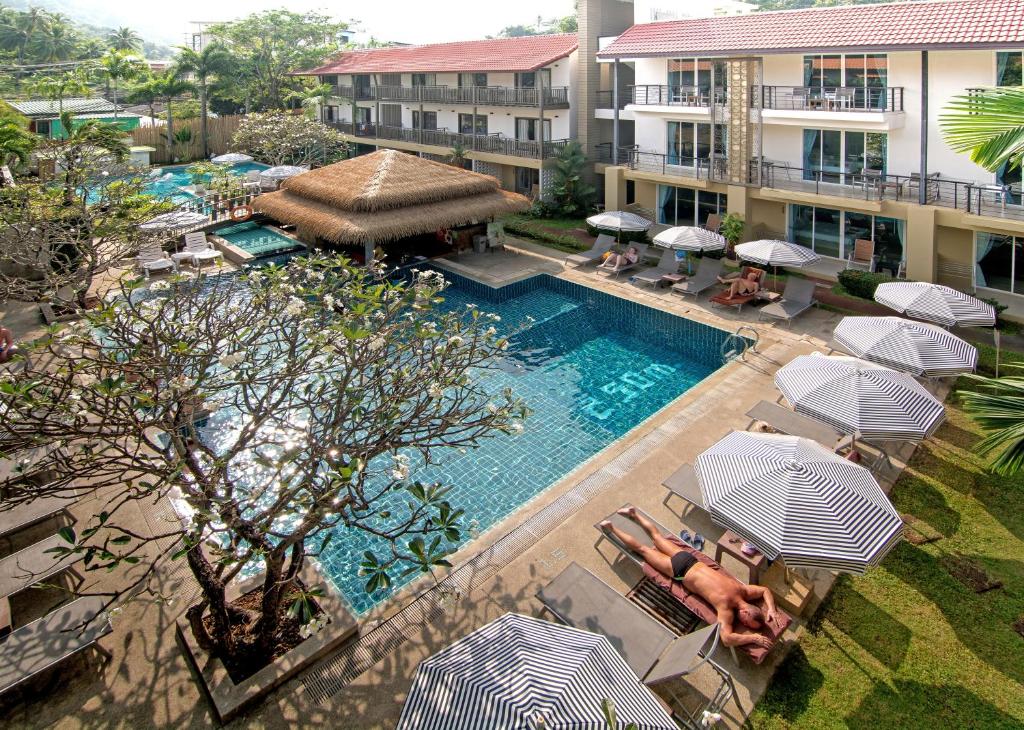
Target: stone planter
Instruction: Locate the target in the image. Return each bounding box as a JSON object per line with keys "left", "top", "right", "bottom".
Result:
{"left": 176, "top": 561, "right": 357, "bottom": 724}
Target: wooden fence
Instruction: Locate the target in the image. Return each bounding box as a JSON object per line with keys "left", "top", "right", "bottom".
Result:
{"left": 130, "top": 114, "right": 244, "bottom": 165}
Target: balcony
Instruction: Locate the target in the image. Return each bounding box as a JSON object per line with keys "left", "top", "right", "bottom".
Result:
{"left": 760, "top": 86, "right": 904, "bottom": 113}
{"left": 629, "top": 85, "right": 727, "bottom": 107}
{"left": 331, "top": 84, "right": 570, "bottom": 108}
{"left": 595, "top": 90, "right": 629, "bottom": 110}
{"left": 594, "top": 143, "right": 728, "bottom": 182}
{"left": 332, "top": 122, "right": 570, "bottom": 159}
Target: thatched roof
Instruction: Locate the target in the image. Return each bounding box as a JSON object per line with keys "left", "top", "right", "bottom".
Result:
{"left": 253, "top": 150, "right": 530, "bottom": 244}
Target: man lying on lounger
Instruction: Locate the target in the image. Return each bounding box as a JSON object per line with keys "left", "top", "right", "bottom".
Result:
{"left": 600, "top": 507, "right": 779, "bottom": 649}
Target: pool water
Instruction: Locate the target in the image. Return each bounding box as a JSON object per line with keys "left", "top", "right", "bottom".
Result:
{"left": 215, "top": 221, "right": 305, "bottom": 257}
{"left": 300, "top": 269, "right": 735, "bottom": 613}
{"left": 140, "top": 161, "right": 269, "bottom": 202}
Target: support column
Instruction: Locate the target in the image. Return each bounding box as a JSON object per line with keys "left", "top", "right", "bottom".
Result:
{"left": 905, "top": 205, "right": 937, "bottom": 282}
{"left": 538, "top": 71, "right": 546, "bottom": 165}
{"left": 364, "top": 239, "right": 375, "bottom": 265}
{"left": 471, "top": 105, "right": 477, "bottom": 151}
{"left": 604, "top": 165, "right": 627, "bottom": 211}
{"left": 418, "top": 102, "right": 424, "bottom": 145}
{"left": 612, "top": 59, "right": 620, "bottom": 166}
{"left": 919, "top": 50, "right": 929, "bottom": 206}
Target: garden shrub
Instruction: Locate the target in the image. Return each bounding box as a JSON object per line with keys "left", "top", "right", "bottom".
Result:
{"left": 837, "top": 269, "right": 897, "bottom": 299}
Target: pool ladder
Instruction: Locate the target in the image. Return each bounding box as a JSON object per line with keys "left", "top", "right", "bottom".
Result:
{"left": 721, "top": 325, "right": 758, "bottom": 363}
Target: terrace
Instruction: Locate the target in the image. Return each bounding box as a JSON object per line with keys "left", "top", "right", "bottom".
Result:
{"left": 331, "top": 121, "right": 572, "bottom": 159}
{"left": 331, "top": 83, "right": 571, "bottom": 108}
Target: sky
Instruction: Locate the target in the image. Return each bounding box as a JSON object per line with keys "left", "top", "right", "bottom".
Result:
{"left": 93, "top": 0, "right": 577, "bottom": 47}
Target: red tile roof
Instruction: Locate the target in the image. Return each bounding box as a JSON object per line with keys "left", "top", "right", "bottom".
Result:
{"left": 599, "top": 0, "right": 1024, "bottom": 57}
{"left": 303, "top": 34, "right": 578, "bottom": 75}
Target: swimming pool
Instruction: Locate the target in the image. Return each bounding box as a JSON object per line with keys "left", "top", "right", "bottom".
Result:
{"left": 297, "top": 268, "right": 734, "bottom": 613}
{"left": 215, "top": 221, "right": 305, "bottom": 257}
{"left": 140, "top": 161, "right": 269, "bottom": 202}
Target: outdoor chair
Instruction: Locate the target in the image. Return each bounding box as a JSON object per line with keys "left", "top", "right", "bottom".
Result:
{"left": 632, "top": 248, "right": 680, "bottom": 288}
{"left": 594, "top": 505, "right": 792, "bottom": 664}
{"left": 661, "top": 463, "right": 710, "bottom": 517}
{"left": 485, "top": 221, "right": 506, "bottom": 253}
{"left": 0, "top": 534, "right": 82, "bottom": 633}
{"left": 564, "top": 234, "right": 615, "bottom": 268}
{"left": 0, "top": 596, "right": 112, "bottom": 695}
{"left": 909, "top": 171, "right": 941, "bottom": 202}
{"left": 538, "top": 562, "right": 737, "bottom": 729}
{"left": 791, "top": 87, "right": 809, "bottom": 109}
{"left": 703, "top": 214, "right": 722, "bottom": 233}
{"left": 671, "top": 257, "right": 722, "bottom": 298}
{"left": 846, "top": 238, "right": 877, "bottom": 272}
{"left": 597, "top": 243, "right": 649, "bottom": 278}
{"left": 759, "top": 277, "right": 818, "bottom": 324}
{"left": 136, "top": 244, "right": 175, "bottom": 278}
{"left": 744, "top": 400, "right": 852, "bottom": 452}
{"left": 708, "top": 267, "right": 767, "bottom": 312}
{"left": 180, "top": 232, "right": 224, "bottom": 268}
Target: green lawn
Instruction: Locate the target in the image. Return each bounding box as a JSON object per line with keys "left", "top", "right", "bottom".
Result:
{"left": 751, "top": 395, "right": 1024, "bottom": 729}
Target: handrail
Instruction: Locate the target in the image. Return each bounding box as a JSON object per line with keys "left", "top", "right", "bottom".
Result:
{"left": 330, "top": 83, "right": 570, "bottom": 107}
{"left": 630, "top": 84, "right": 727, "bottom": 106}
{"left": 759, "top": 85, "right": 903, "bottom": 112}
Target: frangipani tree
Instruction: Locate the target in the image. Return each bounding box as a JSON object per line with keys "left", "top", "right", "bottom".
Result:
{"left": 231, "top": 110, "right": 348, "bottom": 167}
{"left": 0, "top": 255, "right": 527, "bottom": 669}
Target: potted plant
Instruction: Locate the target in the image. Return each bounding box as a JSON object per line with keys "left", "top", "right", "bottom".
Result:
{"left": 719, "top": 212, "right": 744, "bottom": 259}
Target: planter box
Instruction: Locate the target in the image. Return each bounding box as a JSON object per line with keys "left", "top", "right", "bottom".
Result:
{"left": 39, "top": 303, "right": 80, "bottom": 325}
{"left": 176, "top": 562, "right": 358, "bottom": 724}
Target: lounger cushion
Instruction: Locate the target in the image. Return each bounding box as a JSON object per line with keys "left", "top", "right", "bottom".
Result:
{"left": 640, "top": 536, "right": 791, "bottom": 664}
{"left": 709, "top": 292, "right": 757, "bottom": 309}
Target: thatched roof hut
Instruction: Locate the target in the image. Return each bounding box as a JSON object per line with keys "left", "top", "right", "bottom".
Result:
{"left": 253, "top": 150, "right": 530, "bottom": 246}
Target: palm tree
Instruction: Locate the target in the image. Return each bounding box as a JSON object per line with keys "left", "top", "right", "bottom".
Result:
{"left": 32, "top": 20, "right": 78, "bottom": 62}
{"left": 52, "top": 110, "right": 130, "bottom": 204}
{"left": 959, "top": 370, "right": 1024, "bottom": 476}
{"left": 0, "top": 6, "right": 48, "bottom": 86}
{"left": 0, "top": 118, "right": 37, "bottom": 171}
{"left": 99, "top": 50, "right": 145, "bottom": 117}
{"left": 174, "top": 42, "right": 234, "bottom": 159}
{"left": 28, "top": 69, "right": 91, "bottom": 129}
{"left": 108, "top": 26, "right": 142, "bottom": 52}
{"left": 125, "top": 75, "right": 161, "bottom": 123}
{"left": 295, "top": 82, "right": 334, "bottom": 120}
{"left": 152, "top": 71, "right": 196, "bottom": 162}
{"left": 941, "top": 87, "right": 1024, "bottom": 173}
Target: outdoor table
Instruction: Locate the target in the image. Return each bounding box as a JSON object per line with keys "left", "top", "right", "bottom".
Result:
{"left": 715, "top": 529, "right": 767, "bottom": 584}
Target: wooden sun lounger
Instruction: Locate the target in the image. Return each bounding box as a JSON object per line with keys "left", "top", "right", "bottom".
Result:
{"left": 0, "top": 596, "right": 111, "bottom": 695}
{"left": 745, "top": 400, "right": 852, "bottom": 452}
{"left": 0, "top": 535, "right": 81, "bottom": 632}
{"left": 0, "top": 491, "right": 80, "bottom": 540}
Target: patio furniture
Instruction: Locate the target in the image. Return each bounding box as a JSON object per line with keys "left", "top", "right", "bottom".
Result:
{"left": 873, "top": 282, "right": 996, "bottom": 328}
{"left": 671, "top": 257, "right": 723, "bottom": 298}
{"left": 714, "top": 530, "right": 767, "bottom": 584}
{"left": 709, "top": 266, "right": 766, "bottom": 312}
{"left": 744, "top": 400, "right": 851, "bottom": 452}
{"left": 136, "top": 244, "right": 175, "bottom": 278}
{"left": 176, "top": 232, "right": 223, "bottom": 269}
{"left": 0, "top": 535, "right": 81, "bottom": 632}
{"left": 537, "top": 562, "right": 737, "bottom": 729}
{"left": 661, "top": 463, "right": 709, "bottom": 516}
{"left": 594, "top": 505, "right": 791, "bottom": 664}
{"left": 632, "top": 248, "right": 680, "bottom": 288}
{"left": 485, "top": 221, "right": 506, "bottom": 253}
{"left": 563, "top": 234, "right": 614, "bottom": 268}
{"left": 758, "top": 277, "right": 817, "bottom": 323}
{"left": 703, "top": 213, "right": 721, "bottom": 233}
{"left": 846, "top": 238, "right": 877, "bottom": 272}
{"left": 909, "top": 171, "right": 941, "bottom": 202}
{"left": 597, "top": 243, "right": 649, "bottom": 278}
{"left": 0, "top": 491, "right": 80, "bottom": 540}
{"left": 791, "top": 86, "right": 809, "bottom": 109}
{"left": 0, "top": 596, "right": 112, "bottom": 695}
{"left": 833, "top": 316, "right": 978, "bottom": 377}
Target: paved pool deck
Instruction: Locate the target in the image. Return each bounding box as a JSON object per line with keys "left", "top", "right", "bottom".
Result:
{"left": 0, "top": 239, "right": 935, "bottom": 729}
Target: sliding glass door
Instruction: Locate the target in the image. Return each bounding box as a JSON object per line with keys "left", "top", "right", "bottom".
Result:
{"left": 658, "top": 185, "right": 727, "bottom": 227}
{"left": 803, "top": 130, "right": 886, "bottom": 183}
{"left": 791, "top": 204, "right": 905, "bottom": 262}
{"left": 667, "top": 122, "right": 726, "bottom": 166}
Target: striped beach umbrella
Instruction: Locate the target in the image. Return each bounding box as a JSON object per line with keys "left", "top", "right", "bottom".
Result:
{"left": 775, "top": 354, "right": 945, "bottom": 441}
{"left": 734, "top": 240, "right": 820, "bottom": 268}
{"left": 694, "top": 431, "right": 904, "bottom": 573}
{"left": 653, "top": 226, "right": 726, "bottom": 252}
{"left": 397, "top": 613, "right": 677, "bottom": 730}
{"left": 833, "top": 316, "right": 978, "bottom": 377}
{"left": 874, "top": 282, "right": 995, "bottom": 328}
{"left": 586, "top": 210, "right": 653, "bottom": 233}
{"left": 138, "top": 210, "right": 209, "bottom": 231}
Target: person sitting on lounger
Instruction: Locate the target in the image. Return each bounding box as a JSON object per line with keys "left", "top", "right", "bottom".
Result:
{"left": 606, "top": 246, "right": 639, "bottom": 269}
{"left": 600, "top": 507, "right": 779, "bottom": 649}
{"left": 722, "top": 271, "right": 760, "bottom": 300}
{"left": 0, "top": 326, "right": 20, "bottom": 364}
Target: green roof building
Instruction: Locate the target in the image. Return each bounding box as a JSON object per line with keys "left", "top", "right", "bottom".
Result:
{"left": 4, "top": 97, "right": 142, "bottom": 139}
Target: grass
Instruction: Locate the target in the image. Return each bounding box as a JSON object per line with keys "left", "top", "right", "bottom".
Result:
{"left": 501, "top": 215, "right": 587, "bottom": 253}
{"left": 751, "top": 394, "right": 1024, "bottom": 729}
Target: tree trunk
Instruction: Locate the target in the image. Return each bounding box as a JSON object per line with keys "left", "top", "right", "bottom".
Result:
{"left": 165, "top": 100, "right": 175, "bottom": 163}
{"left": 186, "top": 545, "right": 234, "bottom": 656}
{"left": 200, "top": 83, "right": 209, "bottom": 160}
{"left": 112, "top": 78, "right": 119, "bottom": 119}
{"left": 254, "top": 550, "right": 287, "bottom": 660}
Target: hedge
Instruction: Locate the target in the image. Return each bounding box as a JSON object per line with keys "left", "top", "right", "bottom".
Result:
{"left": 837, "top": 269, "right": 898, "bottom": 299}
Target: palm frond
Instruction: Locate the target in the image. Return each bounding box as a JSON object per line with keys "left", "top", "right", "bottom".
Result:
{"left": 959, "top": 373, "right": 1024, "bottom": 475}
{"left": 940, "top": 87, "right": 1024, "bottom": 172}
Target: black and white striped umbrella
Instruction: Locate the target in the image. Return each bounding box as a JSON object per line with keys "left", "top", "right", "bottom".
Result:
{"left": 694, "top": 431, "right": 904, "bottom": 573}
{"left": 833, "top": 316, "right": 978, "bottom": 377}
{"left": 874, "top": 282, "right": 995, "bottom": 328}
{"left": 775, "top": 354, "right": 945, "bottom": 441}
{"left": 734, "top": 239, "right": 820, "bottom": 267}
{"left": 585, "top": 210, "right": 653, "bottom": 232}
{"left": 653, "top": 226, "right": 726, "bottom": 252}
{"left": 397, "top": 613, "right": 677, "bottom": 730}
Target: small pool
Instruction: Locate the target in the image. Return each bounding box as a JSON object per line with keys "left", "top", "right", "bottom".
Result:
{"left": 215, "top": 221, "right": 305, "bottom": 257}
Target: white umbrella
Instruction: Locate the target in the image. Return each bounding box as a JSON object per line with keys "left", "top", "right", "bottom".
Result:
{"left": 833, "top": 316, "right": 978, "bottom": 377}
{"left": 586, "top": 210, "right": 653, "bottom": 247}
{"left": 874, "top": 282, "right": 996, "bottom": 328}
{"left": 775, "top": 353, "right": 945, "bottom": 442}
{"left": 734, "top": 239, "right": 820, "bottom": 289}
{"left": 694, "top": 431, "right": 904, "bottom": 574}
{"left": 653, "top": 226, "right": 726, "bottom": 273}
{"left": 210, "top": 152, "right": 254, "bottom": 164}
{"left": 259, "top": 165, "right": 307, "bottom": 180}
{"left": 139, "top": 210, "right": 209, "bottom": 231}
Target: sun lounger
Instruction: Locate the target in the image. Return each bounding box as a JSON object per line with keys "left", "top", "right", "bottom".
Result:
{"left": 564, "top": 234, "right": 615, "bottom": 268}
{"left": 597, "top": 243, "right": 649, "bottom": 278}
{"left": 671, "top": 257, "right": 722, "bottom": 298}
{"left": 631, "top": 248, "right": 680, "bottom": 288}
{"left": 136, "top": 244, "right": 175, "bottom": 277}
{"left": 661, "top": 463, "right": 709, "bottom": 517}
{"left": 0, "top": 596, "right": 112, "bottom": 695}
{"left": 0, "top": 490, "right": 80, "bottom": 540}
{"left": 745, "top": 400, "right": 852, "bottom": 452}
{"left": 179, "top": 231, "right": 224, "bottom": 268}
{"left": 0, "top": 535, "right": 81, "bottom": 632}
{"left": 595, "top": 505, "right": 791, "bottom": 664}
{"left": 538, "top": 562, "right": 736, "bottom": 724}
{"left": 0, "top": 443, "right": 64, "bottom": 486}
{"left": 709, "top": 267, "right": 766, "bottom": 312}
{"left": 759, "top": 278, "right": 817, "bottom": 324}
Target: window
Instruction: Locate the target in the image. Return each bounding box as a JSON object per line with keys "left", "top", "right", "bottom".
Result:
{"left": 515, "top": 117, "right": 550, "bottom": 141}
{"left": 515, "top": 167, "right": 539, "bottom": 195}
{"left": 976, "top": 232, "right": 1024, "bottom": 293}
{"left": 658, "top": 185, "right": 727, "bottom": 227}
{"left": 411, "top": 73, "right": 435, "bottom": 87}
{"left": 458, "top": 113, "right": 487, "bottom": 135}
{"left": 515, "top": 70, "right": 551, "bottom": 89}
{"left": 379, "top": 73, "right": 401, "bottom": 87}
{"left": 321, "top": 75, "right": 338, "bottom": 86}
{"left": 997, "top": 52, "right": 1024, "bottom": 86}
{"left": 459, "top": 73, "right": 487, "bottom": 87}
{"left": 667, "top": 58, "right": 713, "bottom": 90}
{"left": 790, "top": 205, "right": 905, "bottom": 262}
{"left": 803, "top": 130, "right": 886, "bottom": 183}
{"left": 667, "top": 121, "right": 726, "bottom": 165}
{"left": 804, "top": 54, "right": 888, "bottom": 108}
{"left": 803, "top": 54, "right": 843, "bottom": 88}
{"left": 413, "top": 111, "right": 437, "bottom": 130}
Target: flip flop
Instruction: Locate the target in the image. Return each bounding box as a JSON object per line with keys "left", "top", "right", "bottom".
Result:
{"left": 679, "top": 530, "right": 692, "bottom": 546}
{"left": 693, "top": 533, "right": 706, "bottom": 551}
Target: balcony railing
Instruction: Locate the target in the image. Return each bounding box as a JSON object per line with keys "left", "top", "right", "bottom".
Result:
{"left": 331, "top": 84, "right": 570, "bottom": 107}
{"left": 594, "top": 143, "right": 727, "bottom": 180}
{"left": 333, "top": 122, "right": 569, "bottom": 159}
{"left": 595, "top": 90, "right": 629, "bottom": 110}
{"left": 629, "top": 85, "right": 727, "bottom": 107}
{"left": 760, "top": 86, "right": 904, "bottom": 112}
